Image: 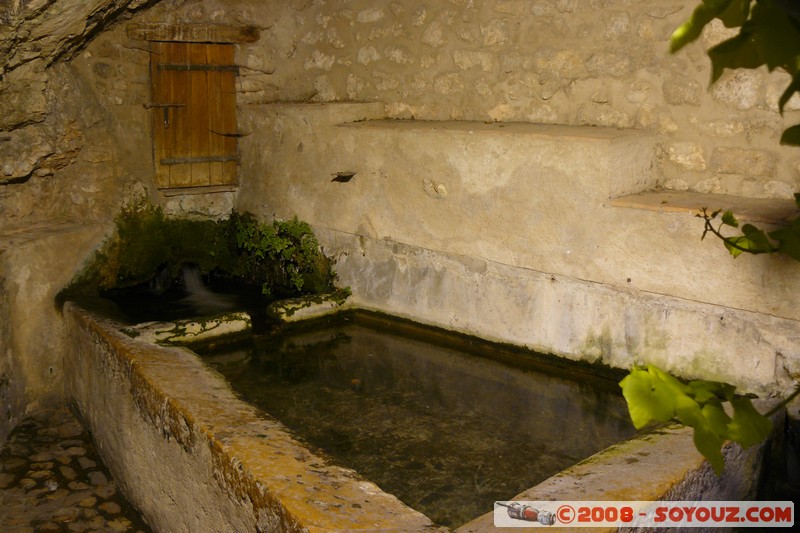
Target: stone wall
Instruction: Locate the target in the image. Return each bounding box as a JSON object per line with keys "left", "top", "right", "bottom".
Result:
{"left": 0, "top": 0, "right": 161, "bottom": 218}
{"left": 137, "top": 0, "right": 800, "bottom": 198}
{"left": 0, "top": 0, "right": 162, "bottom": 444}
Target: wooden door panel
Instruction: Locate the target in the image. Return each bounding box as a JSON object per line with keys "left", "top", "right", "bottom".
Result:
{"left": 150, "top": 42, "right": 238, "bottom": 189}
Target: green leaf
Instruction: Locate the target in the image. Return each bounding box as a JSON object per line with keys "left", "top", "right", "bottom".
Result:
{"left": 700, "top": 402, "right": 732, "bottom": 437}
{"left": 723, "top": 236, "right": 749, "bottom": 256}
{"left": 673, "top": 394, "right": 703, "bottom": 427}
{"left": 741, "top": 224, "right": 776, "bottom": 251}
{"left": 670, "top": 0, "right": 736, "bottom": 53}
{"left": 770, "top": 226, "right": 800, "bottom": 261}
{"left": 717, "top": 0, "right": 751, "bottom": 27}
{"left": 728, "top": 398, "right": 772, "bottom": 447}
{"left": 721, "top": 211, "right": 739, "bottom": 228}
{"left": 688, "top": 380, "right": 735, "bottom": 403}
{"left": 693, "top": 422, "right": 726, "bottom": 475}
{"left": 748, "top": 0, "right": 800, "bottom": 72}
{"left": 708, "top": 29, "right": 762, "bottom": 83}
{"left": 620, "top": 368, "right": 676, "bottom": 428}
{"left": 780, "top": 124, "right": 800, "bottom": 146}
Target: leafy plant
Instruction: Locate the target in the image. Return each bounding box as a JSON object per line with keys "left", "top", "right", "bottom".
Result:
{"left": 620, "top": 366, "right": 775, "bottom": 474}
{"left": 699, "top": 195, "right": 800, "bottom": 259}
{"left": 58, "top": 203, "right": 337, "bottom": 308}
{"left": 671, "top": 0, "right": 800, "bottom": 145}
{"left": 232, "top": 213, "right": 335, "bottom": 298}
{"left": 620, "top": 0, "right": 800, "bottom": 475}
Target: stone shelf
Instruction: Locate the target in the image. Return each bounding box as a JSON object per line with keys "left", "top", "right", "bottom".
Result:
{"left": 610, "top": 190, "right": 799, "bottom": 225}
{"left": 0, "top": 221, "right": 96, "bottom": 250}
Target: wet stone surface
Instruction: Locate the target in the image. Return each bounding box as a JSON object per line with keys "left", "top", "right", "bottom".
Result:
{"left": 0, "top": 407, "right": 152, "bottom": 533}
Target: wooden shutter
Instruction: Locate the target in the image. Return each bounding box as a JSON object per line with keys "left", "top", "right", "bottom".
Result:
{"left": 150, "top": 42, "right": 238, "bottom": 189}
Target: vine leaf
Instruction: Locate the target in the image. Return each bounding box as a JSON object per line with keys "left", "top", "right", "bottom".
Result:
{"left": 672, "top": 0, "right": 800, "bottom": 147}
{"left": 670, "top": 0, "right": 735, "bottom": 53}
{"left": 619, "top": 367, "right": 679, "bottom": 427}
{"left": 707, "top": 28, "right": 761, "bottom": 83}
{"left": 721, "top": 211, "right": 739, "bottom": 228}
{"left": 620, "top": 365, "right": 772, "bottom": 475}
{"left": 693, "top": 422, "right": 726, "bottom": 474}
{"left": 729, "top": 398, "right": 773, "bottom": 447}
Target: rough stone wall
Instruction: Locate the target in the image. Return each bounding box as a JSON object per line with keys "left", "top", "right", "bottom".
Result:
{"left": 0, "top": 0, "right": 161, "bottom": 224}
{"left": 0, "top": 0, "right": 164, "bottom": 445}
{"left": 138, "top": 0, "right": 800, "bottom": 199}
{"left": 0, "top": 269, "right": 23, "bottom": 444}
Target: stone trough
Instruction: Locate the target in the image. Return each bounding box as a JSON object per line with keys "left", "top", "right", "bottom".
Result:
{"left": 62, "top": 300, "right": 774, "bottom": 532}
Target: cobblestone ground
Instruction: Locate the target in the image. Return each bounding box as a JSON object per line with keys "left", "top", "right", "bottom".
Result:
{"left": 0, "top": 407, "right": 152, "bottom": 533}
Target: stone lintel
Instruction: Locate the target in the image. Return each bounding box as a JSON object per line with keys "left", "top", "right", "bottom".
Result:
{"left": 126, "top": 23, "right": 260, "bottom": 44}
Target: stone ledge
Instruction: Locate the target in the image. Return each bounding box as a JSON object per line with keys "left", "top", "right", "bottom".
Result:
{"left": 457, "top": 421, "right": 772, "bottom": 533}
{"left": 610, "top": 191, "right": 799, "bottom": 225}
{"left": 338, "top": 118, "right": 652, "bottom": 142}
{"left": 64, "top": 305, "right": 443, "bottom": 532}
{"left": 0, "top": 220, "right": 97, "bottom": 250}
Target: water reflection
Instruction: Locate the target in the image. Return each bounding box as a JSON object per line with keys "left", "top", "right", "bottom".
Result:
{"left": 200, "top": 313, "right": 637, "bottom": 529}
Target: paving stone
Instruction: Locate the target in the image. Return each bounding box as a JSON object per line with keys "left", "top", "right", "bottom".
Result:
{"left": 55, "top": 453, "right": 74, "bottom": 465}
{"left": 67, "top": 521, "right": 90, "bottom": 532}
{"left": 66, "top": 446, "right": 87, "bottom": 457}
{"left": 80, "top": 495, "right": 98, "bottom": 507}
{"left": 0, "top": 408, "right": 152, "bottom": 533}
{"left": 87, "top": 470, "right": 107, "bottom": 486}
{"left": 53, "top": 506, "right": 81, "bottom": 522}
{"left": 108, "top": 517, "right": 133, "bottom": 531}
{"left": 100, "top": 501, "right": 122, "bottom": 515}
{"left": 0, "top": 471, "right": 16, "bottom": 488}
{"left": 59, "top": 465, "right": 78, "bottom": 480}
{"left": 58, "top": 421, "right": 85, "bottom": 439}
{"left": 45, "top": 487, "right": 69, "bottom": 500}
{"left": 3, "top": 457, "right": 27, "bottom": 470}
{"left": 87, "top": 515, "right": 107, "bottom": 529}
{"left": 94, "top": 482, "right": 116, "bottom": 498}
{"left": 29, "top": 452, "right": 54, "bottom": 462}
{"left": 77, "top": 457, "right": 97, "bottom": 470}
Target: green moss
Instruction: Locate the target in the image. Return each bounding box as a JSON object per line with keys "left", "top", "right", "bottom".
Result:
{"left": 57, "top": 201, "right": 340, "bottom": 310}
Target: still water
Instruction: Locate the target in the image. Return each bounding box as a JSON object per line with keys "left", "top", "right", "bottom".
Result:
{"left": 198, "top": 312, "right": 637, "bottom": 528}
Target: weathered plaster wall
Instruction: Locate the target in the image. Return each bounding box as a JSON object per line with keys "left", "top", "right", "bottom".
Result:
{"left": 235, "top": 103, "right": 800, "bottom": 394}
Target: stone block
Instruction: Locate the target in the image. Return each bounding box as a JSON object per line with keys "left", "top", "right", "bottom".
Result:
{"left": 711, "top": 147, "right": 777, "bottom": 177}
{"left": 666, "top": 141, "right": 706, "bottom": 171}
